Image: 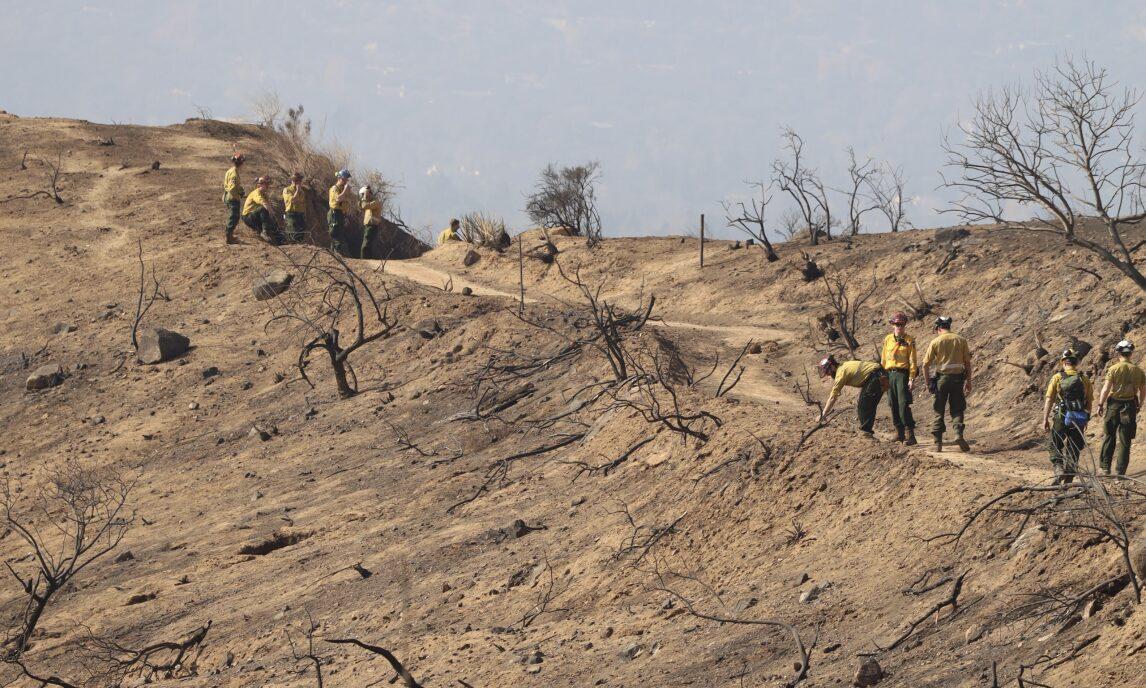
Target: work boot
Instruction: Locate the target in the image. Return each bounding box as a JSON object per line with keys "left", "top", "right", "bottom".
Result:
{"left": 933, "top": 435, "right": 943, "bottom": 452}
{"left": 955, "top": 436, "right": 970, "bottom": 453}
{"left": 895, "top": 427, "right": 906, "bottom": 442}
{"left": 904, "top": 429, "right": 917, "bottom": 446}
{"left": 225, "top": 233, "right": 237, "bottom": 245}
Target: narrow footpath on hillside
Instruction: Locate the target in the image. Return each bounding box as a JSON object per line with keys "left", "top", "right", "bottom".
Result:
{"left": 378, "top": 256, "right": 1053, "bottom": 483}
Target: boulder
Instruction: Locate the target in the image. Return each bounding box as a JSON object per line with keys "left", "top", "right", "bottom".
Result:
{"left": 26, "top": 364, "right": 66, "bottom": 390}
{"left": 463, "top": 249, "right": 481, "bottom": 267}
{"left": 934, "top": 227, "right": 971, "bottom": 243}
{"left": 853, "top": 658, "right": 884, "bottom": 687}
{"left": 252, "top": 270, "right": 293, "bottom": 301}
{"left": 137, "top": 327, "right": 190, "bottom": 364}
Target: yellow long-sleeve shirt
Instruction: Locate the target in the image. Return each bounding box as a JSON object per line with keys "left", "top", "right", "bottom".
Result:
{"left": 438, "top": 227, "right": 459, "bottom": 245}
{"left": 1045, "top": 365, "right": 1093, "bottom": 413}
{"left": 242, "top": 188, "right": 269, "bottom": 216}
{"left": 880, "top": 333, "right": 918, "bottom": 377}
{"left": 1104, "top": 360, "right": 1146, "bottom": 401}
{"left": 831, "top": 360, "right": 882, "bottom": 398}
{"left": 223, "top": 166, "right": 244, "bottom": 201}
{"left": 361, "top": 198, "right": 382, "bottom": 226}
{"left": 282, "top": 184, "right": 306, "bottom": 213}
{"left": 923, "top": 332, "right": 971, "bottom": 374}
{"left": 328, "top": 183, "right": 352, "bottom": 212}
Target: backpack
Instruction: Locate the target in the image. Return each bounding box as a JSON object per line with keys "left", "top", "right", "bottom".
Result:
{"left": 1058, "top": 373, "right": 1089, "bottom": 428}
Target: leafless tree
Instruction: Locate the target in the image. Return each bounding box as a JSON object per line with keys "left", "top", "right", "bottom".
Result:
{"left": 773, "top": 128, "right": 832, "bottom": 245}
{"left": 264, "top": 247, "right": 398, "bottom": 398}
{"left": 819, "top": 271, "right": 877, "bottom": 355}
{"left": 131, "top": 238, "right": 169, "bottom": 352}
{"left": 324, "top": 638, "right": 423, "bottom": 688}
{"left": 778, "top": 209, "right": 805, "bottom": 242}
{"left": 841, "top": 147, "right": 881, "bottom": 236}
{"left": 525, "top": 162, "right": 603, "bottom": 246}
{"left": 286, "top": 612, "right": 324, "bottom": 688}
{"left": 1, "top": 463, "right": 136, "bottom": 658}
{"left": 869, "top": 163, "right": 910, "bottom": 232}
{"left": 722, "top": 182, "right": 780, "bottom": 260}
{"left": 251, "top": 89, "right": 283, "bottom": 128}
{"left": 943, "top": 55, "right": 1146, "bottom": 292}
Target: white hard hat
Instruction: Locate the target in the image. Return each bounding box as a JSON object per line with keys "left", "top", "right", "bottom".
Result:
{"left": 1115, "top": 339, "right": 1135, "bottom": 354}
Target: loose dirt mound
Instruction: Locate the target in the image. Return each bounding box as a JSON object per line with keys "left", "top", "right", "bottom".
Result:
{"left": 0, "top": 113, "right": 1143, "bottom": 687}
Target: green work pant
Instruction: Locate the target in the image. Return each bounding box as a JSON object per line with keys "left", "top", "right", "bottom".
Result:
{"left": 328, "top": 209, "right": 347, "bottom": 255}
{"left": 242, "top": 208, "right": 281, "bottom": 244}
{"left": 285, "top": 211, "right": 306, "bottom": 243}
{"left": 361, "top": 222, "right": 380, "bottom": 258}
{"left": 224, "top": 199, "right": 241, "bottom": 238}
{"left": 886, "top": 369, "right": 915, "bottom": 430}
{"left": 856, "top": 372, "right": 885, "bottom": 433}
{"left": 1100, "top": 398, "right": 1138, "bottom": 475}
{"left": 1049, "top": 414, "right": 1084, "bottom": 477}
{"left": 931, "top": 373, "right": 966, "bottom": 438}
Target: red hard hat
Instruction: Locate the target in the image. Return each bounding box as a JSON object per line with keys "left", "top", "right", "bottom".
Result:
{"left": 889, "top": 312, "right": 909, "bottom": 326}
{"left": 231, "top": 152, "right": 245, "bottom": 163}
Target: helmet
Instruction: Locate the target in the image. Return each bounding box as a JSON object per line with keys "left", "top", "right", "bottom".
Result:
{"left": 231, "top": 153, "right": 245, "bottom": 164}
{"left": 934, "top": 316, "right": 953, "bottom": 330}
{"left": 1061, "top": 348, "right": 1078, "bottom": 362}
{"left": 358, "top": 185, "right": 372, "bottom": 198}
{"left": 256, "top": 175, "right": 271, "bottom": 185}
{"left": 889, "top": 312, "right": 909, "bottom": 326}
{"left": 817, "top": 354, "right": 839, "bottom": 378}
{"left": 1115, "top": 339, "right": 1135, "bottom": 354}
{"left": 291, "top": 171, "right": 303, "bottom": 182}
{"left": 336, "top": 169, "right": 351, "bottom": 180}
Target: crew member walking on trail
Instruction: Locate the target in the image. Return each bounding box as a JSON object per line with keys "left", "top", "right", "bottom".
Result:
{"left": 328, "top": 169, "right": 353, "bottom": 255}
{"left": 438, "top": 218, "right": 461, "bottom": 245}
{"left": 881, "top": 312, "right": 919, "bottom": 445}
{"left": 817, "top": 355, "right": 887, "bottom": 437}
{"left": 922, "top": 316, "right": 972, "bottom": 452}
{"left": 282, "top": 172, "right": 307, "bottom": 244}
{"left": 1095, "top": 340, "right": 1146, "bottom": 476}
{"left": 359, "top": 184, "right": 382, "bottom": 258}
{"left": 1042, "top": 349, "right": 1093, "bottom": 484}
{"left": 222, "top": 153, "right": 245, "bottom": 244}
{"left": 241, "top": 176, "right": 281, "bottom": 244}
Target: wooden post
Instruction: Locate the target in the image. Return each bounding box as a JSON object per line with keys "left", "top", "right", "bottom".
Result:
{"left": 699, "top": 214, "right": 705, "bottom": 267}
{"left": 518, "top": 234, "right": 525, "bottom": 315}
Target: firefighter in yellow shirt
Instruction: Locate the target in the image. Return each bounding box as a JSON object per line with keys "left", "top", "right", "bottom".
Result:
{"left": 241, "top": 176, "right": 281, "bottom": 244}
{"left": 881, "top": 312, "right": 919, "bottom": 445}
{"left": 222, "top": 153, "right": 245, "bottom": 244}
{"left": 282, "top": 172, "right": 307, "bottom": 244}
{"left": 1095, "top": 340, "right": 1146, "bottom": 475}
{"left": 921, "top": 316, "right": 972, "bottom": 452}
{"left": 327, "top": 169, "right": 353, "bottom": 255}
{"left": 438, "top": 218, "right": 461, "bottom": 245}
{"left": 359, "top": 185, "right": 383, "bottom": 258}
{"left": 1041, "top": 349, "right": 1093, "bottom": 484}
{"left": 818, "top": 354, "right": 886, "bottom": 437}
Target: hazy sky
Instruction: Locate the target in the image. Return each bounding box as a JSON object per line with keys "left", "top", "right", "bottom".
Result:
{"left": 5, "top": 1, "right": 1146, "bottom": 237}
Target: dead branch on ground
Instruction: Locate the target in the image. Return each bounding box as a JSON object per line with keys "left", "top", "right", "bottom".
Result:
{"left": 564, "top": 436, "right": 655, "bottom": 482}
{"left": 446, "top": 433, "right": 586, "bottom": 514}
{"left": 715, "top": 340, "right": 751, "bottom": 398}
{"left": 513, "top": 558, "right": 572, "bottom": 630}
{"left": 879, "top": 571, "right": 967, "bottom": 651}
{"left": 2, "top": 150, "right": 64, "bottom": 205}
{"left": 611, "top": 503, "right": 687, "bottom": 566}
{"left": 325, "top": 638, "right": 422, "bottom": 688}
{"left": 80, "top": 621, "right": 210, "bottom": 684}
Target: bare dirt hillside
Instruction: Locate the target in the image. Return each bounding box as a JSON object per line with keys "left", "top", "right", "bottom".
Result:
{"left": 0, "top": 113, "right": 1144, "bottom": 687}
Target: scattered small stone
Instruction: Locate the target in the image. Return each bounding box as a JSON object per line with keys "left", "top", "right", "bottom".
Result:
{"left": 600, "top": 627, "right": 614, "bottom": 639}
{"left": 249, "top": 427, "right": 272, "bottom": 442}
{"left": 748, "top": 342, "right": 763, "bottom": 355}
{"left": 201, "top": 366, "right": 220, "bottom": 379}
{"left": 792, "top": 572, "right": 810, "bottom": 588}
{"left": 52, "top": 322, "right": 77, "bottom": 334}
{"left": 125, "top": 592, "right": 156, "bottom": 606}
{"left": 853, "top": 658, "right": 883, "bottom": 687}
{"left": 150, "top": 161, "right": 161, "bottom": 170}
{"left": 619, "top": 643, "right": 644, "bottom": 661}
{"left": 463, "top": 249, "right": 480, "bottom": 267}
{"left": 965, "top": 624, "right": 985, "bottom": 644}
{"left": 90, "top": 415, "right": 106, "bottom": 425}
{"left": 26, "top": 364, "right": 66, "bottom": 391}
{"left": 240, "top": 380, "right": 253, "bottom": 390}
{"left": 114, "top": 550, "right": 135, "bottom": 563}
{"left": 526, "top": 650, "right": 544, "bottom": 665}
{"left": 461, "top": 286, "right": 473, "bottom": 296}
{"left": 733, "top": 597, "right": 758, "bottom": 613}
{"left": 253, "top": 491, "right": 264, "bottom": 501}
{"left": 571, "top": 496, "right": 586, "bottom": 507}
{"left": 273, "top": 372, "right": 284, "bottom": 383}
{"left": 188, "top": 402, "right": 199, "bottom": 410}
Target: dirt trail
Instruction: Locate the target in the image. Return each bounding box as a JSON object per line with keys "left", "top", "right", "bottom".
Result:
{"left": 381, "top": 257, "right": 1046, "bottom": 481}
